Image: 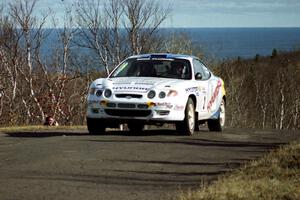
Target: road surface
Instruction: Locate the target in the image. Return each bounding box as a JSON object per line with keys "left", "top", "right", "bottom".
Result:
{"left": 0, "top": 128, "right": 299, "bottom": 200}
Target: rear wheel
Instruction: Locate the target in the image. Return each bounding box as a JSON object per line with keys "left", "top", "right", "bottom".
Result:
{"left": 87, "top": 118, "right": 106, "bottom": 135}
{"left": 207, "top": 99, "right": 225, "bottom": 132}
{"left": 176, "top": 98, "right": 195, "bottom": 136}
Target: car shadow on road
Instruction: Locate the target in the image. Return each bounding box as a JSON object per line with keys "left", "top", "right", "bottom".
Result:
{"left": 4, "top": 131, "right": 89, "bottom": 138}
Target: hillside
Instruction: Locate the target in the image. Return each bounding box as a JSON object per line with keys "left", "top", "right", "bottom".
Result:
{"left": 215, "top": 50, "right": 300, "bottom": 129}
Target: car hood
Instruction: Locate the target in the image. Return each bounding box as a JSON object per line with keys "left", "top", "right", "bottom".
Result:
{"left": 92, "top": 77, "right": 182, "bottom": 93}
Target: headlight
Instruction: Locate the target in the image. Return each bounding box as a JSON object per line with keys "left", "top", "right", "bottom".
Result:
{"left": 89, "top": 88, "right": 96, "bottom": 95}
{"left": 159, "top": 91, "right": 166, "bottom": 98}
{"left": 147, "top": 90, "right": 156, "bottom": 99}
{"left": 96, "top": 90, "right": 103, "bottom": 97}
{"left": 104, "top": 89, "right": 112, "bottom": 98}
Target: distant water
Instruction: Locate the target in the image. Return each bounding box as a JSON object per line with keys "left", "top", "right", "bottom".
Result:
{"left": 42, "top": 28, "right": 300, "bottom": 61}
{"left": 170, "top": 28, "right": 300, "bottom": 60}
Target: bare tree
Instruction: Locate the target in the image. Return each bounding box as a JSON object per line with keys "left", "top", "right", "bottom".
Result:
{"left": 75, "top": 0, "right": 170, "bottom": 75}
{"left": 123, "top": 0, "right": 170, "bottom": 54}
{"left": 75, "top": 0, "right": 111, "bottom": 76}
{"left": 9, "top": 0, "right": 51, "bottom": 123}
{"left": 103, "top": 0, "right": 125, "bottom": 66}
{"left": 52, "top": 4, "right": 78, "bottom": 120}
{"left": 0, "top": 4, "right": 24, "bottom": 124}
{"left": 163, "top": 32, "right": 194, "bottom": 55}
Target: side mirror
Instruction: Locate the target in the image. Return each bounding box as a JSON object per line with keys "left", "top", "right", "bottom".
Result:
{"left": 195, "top": 72, "right": 202, "bottom": 80}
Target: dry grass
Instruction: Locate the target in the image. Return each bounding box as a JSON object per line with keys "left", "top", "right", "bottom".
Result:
{"left": 0, "top": 125, "right": 87, "bottom": 133}
{"left": 178, "top": 142, "right": 300, "bottom": 200}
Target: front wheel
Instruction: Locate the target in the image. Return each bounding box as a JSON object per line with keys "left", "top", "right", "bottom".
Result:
{"left": 207, "top": 99, "right": 225, "bottom": 132}
{"left": 87, "top": 118, "right": 106, "bottom": 135}
{"left": 176, "top": 98, "right": 195, "bottom": 136}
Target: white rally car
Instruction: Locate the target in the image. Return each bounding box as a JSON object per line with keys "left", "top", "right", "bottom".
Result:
{"left": 87, "top": 53, "right": 226, "bottom": 135}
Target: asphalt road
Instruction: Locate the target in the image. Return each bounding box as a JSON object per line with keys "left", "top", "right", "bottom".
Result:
{"left": 0, "top": 128, "right": 299, "bottom": 200}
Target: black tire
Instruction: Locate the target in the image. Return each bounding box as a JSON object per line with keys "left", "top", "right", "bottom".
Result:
{"left": 194, "top": 114, "right": 200, "bottom": 131}
{"left": 87, "top": 118, "right": 106, "bottom": 135}
{"left": 176, "top": 98, "right": 195, "bottom": 136}
{"left": 207, "top": 99, "right": 225, "bottom": 132}
{"left": 128, "top": 122, "right": 144, "bottom": 134}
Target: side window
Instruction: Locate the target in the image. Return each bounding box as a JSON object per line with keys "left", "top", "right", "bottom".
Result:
{"left": 193, "top": 59, "right": 203, "bottom": 76}
{"left": 193, "top": 59, "right": 210, "bottom": 80}
{"left": 201, "top": 64, "right": 211, "bottom": 79}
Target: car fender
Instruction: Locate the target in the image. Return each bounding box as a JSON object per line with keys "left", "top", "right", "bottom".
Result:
{"left": 208, "top": 78, "right": 225, "bottom": 119}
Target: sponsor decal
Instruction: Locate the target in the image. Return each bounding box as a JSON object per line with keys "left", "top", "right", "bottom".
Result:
{"left": 186, "top": 86, "right": 206, "bottom": 94}
{"left": 174, "top": 105, "right": 185, "bottom": 111}
{"left": 112, "top": 86, "right": 150, "bottom": 92}
{"left": 207, "top": 80, "right": 222, "bottom": 110}
{"left": 156, "top": 102, "right": 173, "bottom": 109}
{"left": 185, "top": 87, "right": 198, "bottom": 93}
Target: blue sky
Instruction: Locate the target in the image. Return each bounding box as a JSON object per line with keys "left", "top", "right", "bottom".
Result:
{"left": 2, "top": 0, "right": 300, "bottom": 27}
{"left": 166, "top": 0, "right": 300, "bottom": 27}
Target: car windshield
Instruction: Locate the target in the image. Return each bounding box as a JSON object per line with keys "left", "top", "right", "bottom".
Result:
{"left": 110, "top": 58, "right": 192, "bottom": 80}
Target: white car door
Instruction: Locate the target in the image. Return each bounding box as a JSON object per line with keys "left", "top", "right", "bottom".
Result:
{"left": 192, "top": 59, "right": 211, "bottom": 118}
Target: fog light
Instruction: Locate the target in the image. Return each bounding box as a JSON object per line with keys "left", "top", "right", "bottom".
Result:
{"left": 147, "top": 102, "right": 156, "bottom": 107}
{"left": 100, "top": 100, "right": 107, "bottom": 106}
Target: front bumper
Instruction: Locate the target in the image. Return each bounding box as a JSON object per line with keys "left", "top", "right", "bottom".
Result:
{"left": 86, "top": 99, "right": 185, "bottom": 122}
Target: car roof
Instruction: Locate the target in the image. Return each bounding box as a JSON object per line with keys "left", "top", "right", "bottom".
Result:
{"left": 128, "top": 53, "right": 197, "bottom": 60}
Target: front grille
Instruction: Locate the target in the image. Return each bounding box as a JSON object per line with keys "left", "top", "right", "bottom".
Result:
{"left": 107, "top": 103, "right": 117, "bottom": 107}
{"left": 105, "top": 109, "right": 151, "bottom": 117}
{"left": 91, "top": 109, "right": 99, "bottom": 114}
{"left": 115, "top": 94, "right": 143, "bottom": 99}
{"left": 137, "top": 104, "right": 149, "bottom": 109}
{"left": 118, "top": 103, "right": 136, "bottom": 108}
